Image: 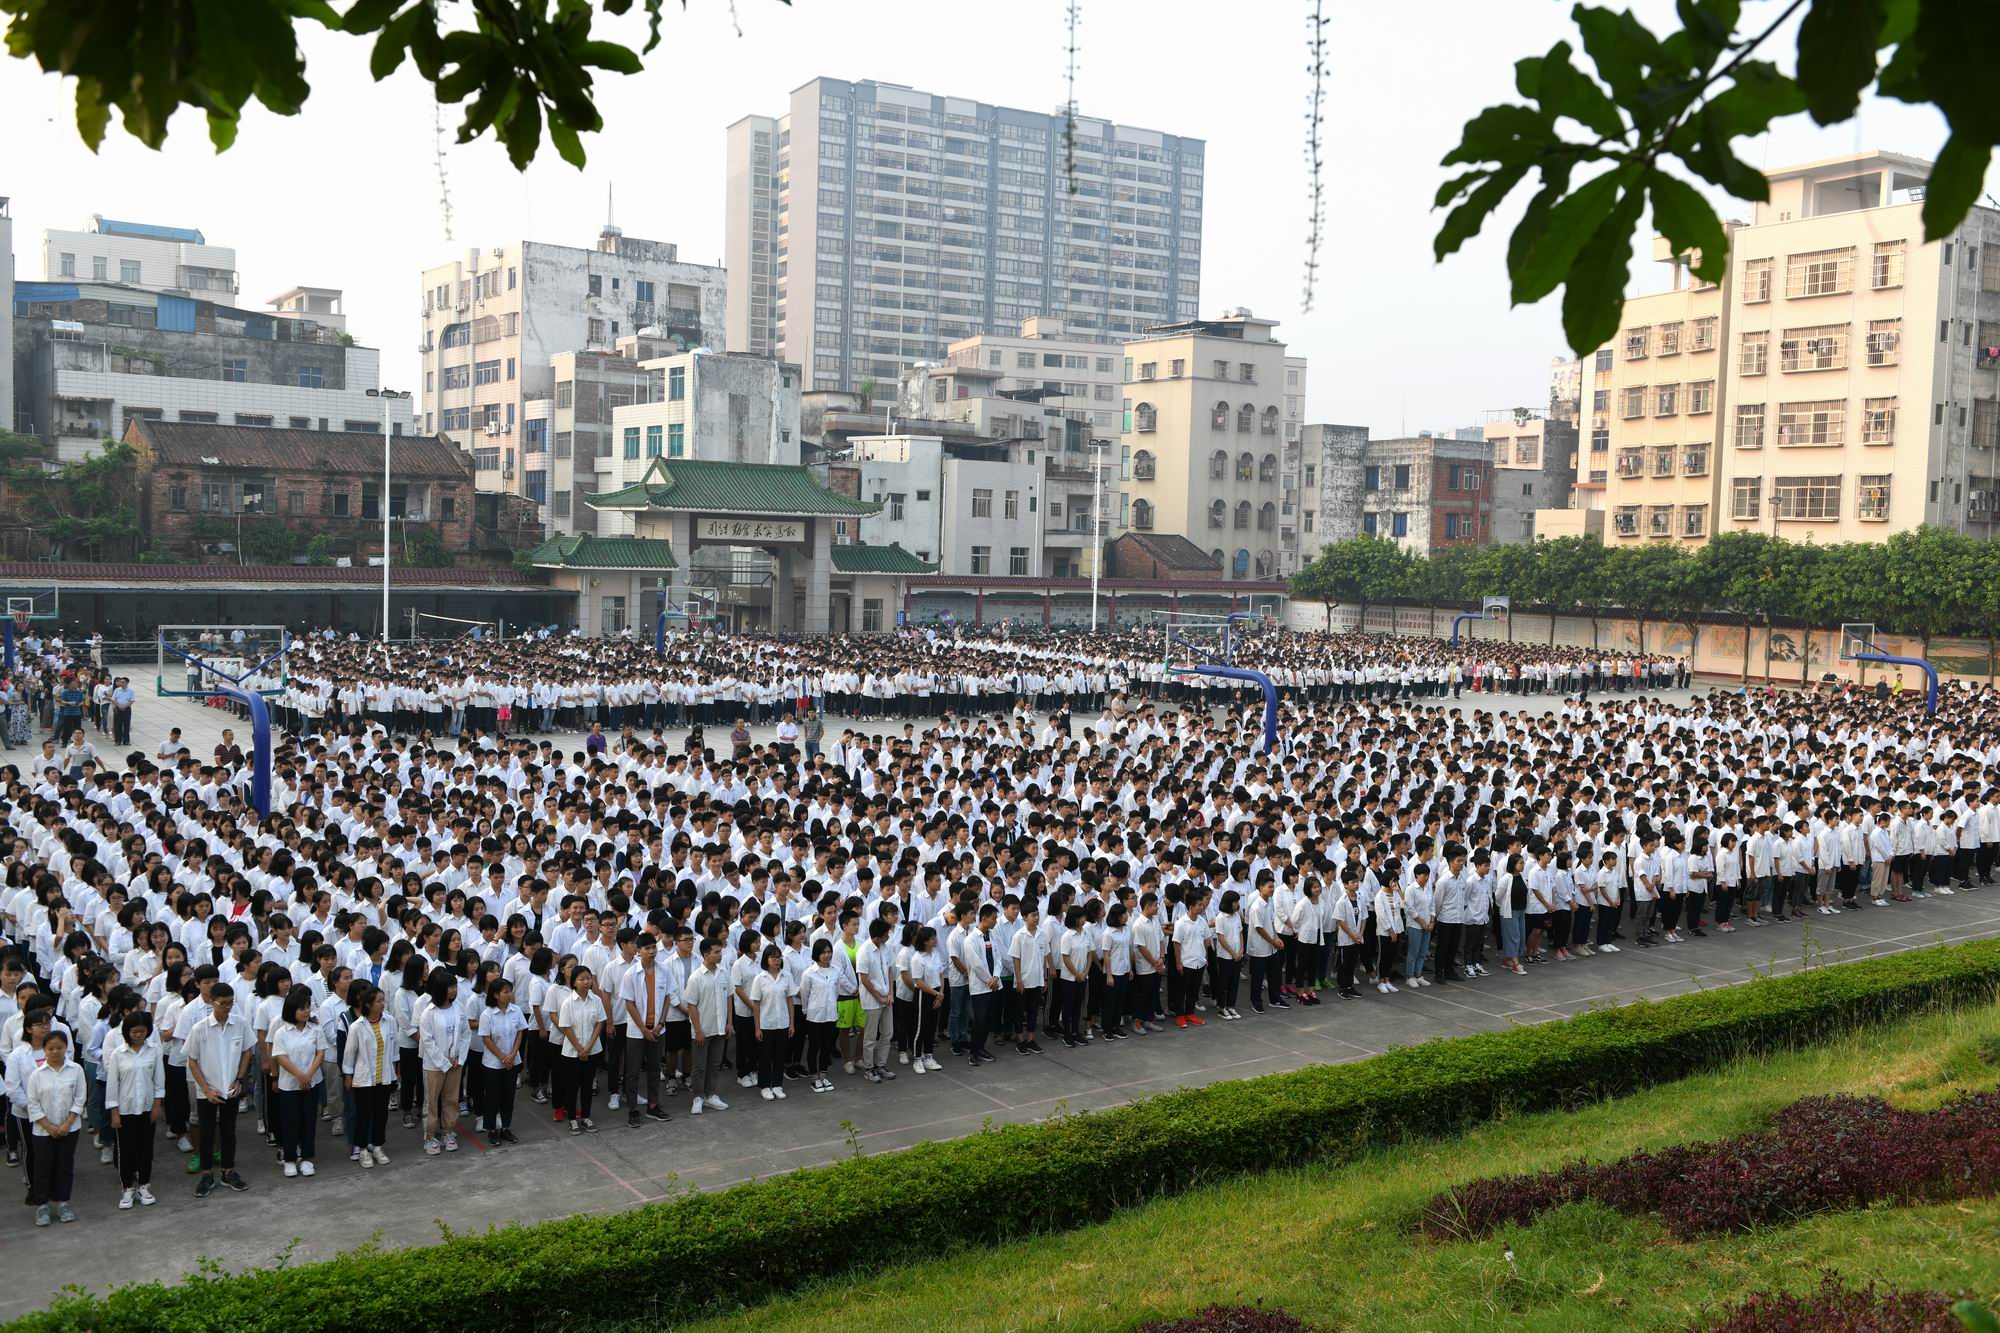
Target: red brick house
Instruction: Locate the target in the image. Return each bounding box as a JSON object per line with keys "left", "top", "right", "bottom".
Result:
{"left": 126, "top": 419, "right": 480, "bottom": 564}
{"left": 1105, "top": 531, "right": 1224, "bottom": 581}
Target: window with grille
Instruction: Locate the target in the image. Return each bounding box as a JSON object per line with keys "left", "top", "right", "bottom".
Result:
{"left": 1772, "top": 474, "right": 1841, "bottom": 519}
{"left": 1682, "top": 504, "right": 1707, "bottom": 537}
{"left": 1687, "top": 380, "right": 1714, "bottom": 414}
{"left": 1779, "top": 324, "right": 1848, "bottom": 371}
{"left": 1866, "top": 318, "right": 1901, "bottom": 367}
{"left": 1616, "top": 448, "right": 1644, "bottom": 478}
{"left": 1740, "top": 332, "right": 1768, "bottom": 376}
{"left": 1974, "top": 399, "right": 2000, "bottom": 450}
{"left": 1734, "top": 404, "right": 1765, "bottom": 449}
{"left": 1647, "top": 504, "right": 1673, "bottom": 536}
{"left": 1776, "top": 399, "right": 1844, "bottom": 447}
{"left": 1862, "top": 397, "right": 1897, "bottom": 445}
{"left": 1784, "top": 248, "right": 1854, "bottom": 298}
{"left": 1691, "top": 317, "right": 1718, "bottom": 351}
{"left": 1743, "top": 257, "right": 1773, "bottom": 303}
{"left": 1623, "top": 326, "right": 1650, "bottom": 360}
{"left": 1980, "top": 243, "right": 2000, "bottom": 292}
{"left": 1857, "top": 475, "right": 1891, "bottom": 520}
{"left": 1874, "top": 240, "right": 1906, "bottom": 289}
{"left": 1732, "top": 477, "right": 1762, "bottom": 520}
{"left": 971, "top": 488, "right": 993, "bottom": 517}
{"left": 1651, "top": 445, "right": 1676, "bottom": 477}
{"left": 1683, "top": 443, "right": 1710, "bottom": 476}
{"left": 1620, "top": 386, "right": 1646, "bottom": 418}
{"left": 1613, "top": 505, "right": 1640, "bottom": 535}
{"left": 1656, "top": 322, "right": 1683, "bottom": 355}
{"left": 1655, "top": 384, "right": 1678, "bottom": 416}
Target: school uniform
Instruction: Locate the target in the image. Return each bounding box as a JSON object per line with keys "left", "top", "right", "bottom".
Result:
{"left": 104, "top": 1034, "right": 166, "bottom": 1188}
{"left": 341, "top": 1016, "right": 399, "bottom": 1151}
{"left": 477, "top": 1003, "right": 527, "bottom": 1133}
{"left": 26, "top": 1059, "right": 87, "bottom": 1207}
{"left": 269, "top": 1019, "right": 324, "bottom": 1163}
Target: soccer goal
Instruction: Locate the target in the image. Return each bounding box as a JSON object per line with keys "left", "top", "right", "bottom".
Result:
{"left": 412, "top": 611, "right": 497, "bottom": 641}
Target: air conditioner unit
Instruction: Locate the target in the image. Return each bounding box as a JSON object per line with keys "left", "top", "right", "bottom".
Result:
{"left": 483, "top": 422, "right": 502, "bottom": 436}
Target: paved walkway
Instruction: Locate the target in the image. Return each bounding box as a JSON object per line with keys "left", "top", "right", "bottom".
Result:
{"left": 15, "top": 681, "right": 1975, "bottom": 1316}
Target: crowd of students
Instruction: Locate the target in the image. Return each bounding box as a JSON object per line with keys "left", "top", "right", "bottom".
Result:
{"left": 1, "top": 622, "right": 1995, "bottom": 1231}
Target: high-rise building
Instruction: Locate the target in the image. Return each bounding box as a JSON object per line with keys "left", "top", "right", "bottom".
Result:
{"left": 1595, "top": 150, "right": 2000, "bottom": 544}
{"left": 417, "top": 226, "right": 725, "bottom": 518}
{"left": 724, "top": 77, "right": 1204, "bottom": 394}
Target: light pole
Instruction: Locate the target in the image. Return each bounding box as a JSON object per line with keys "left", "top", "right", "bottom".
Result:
{"left": 370, "top": 388, "right": 411, "bottom": 642}
{"left": 1088, "top": 438, "right": 1107, "bottom": 630}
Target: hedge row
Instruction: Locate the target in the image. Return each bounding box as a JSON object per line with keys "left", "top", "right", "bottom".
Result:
{"left": 23, "top": 939, "right": 2000, "bottom": 1333}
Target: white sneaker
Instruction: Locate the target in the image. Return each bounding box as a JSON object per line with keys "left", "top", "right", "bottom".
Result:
{"left": 607, "top": 1094, "right": 621, "bottom": 1111}
{"left": 99, "top": 1143, "right": 114, "bottom": 1165}
{"left": 773, "top": 1087, "right": 787, "bottom": 1100}
{"left": 176, "top": 1135, "right": 192, "bottom": 1153}
{"left": 136, "top": 1184, "right": 157, "bottom": 1204}
{"left": 1375, "top": 982, "right": 1388, "bottom": 993}
{"left": 372, "top": 1147, "right": 390, "bottom": 1165}
{"left": 924, "top": 1055, "right": 943, "bottom": 1072}
{"left": 1938, "top": 886, "right": 1956, "bottom": 896}
{"left": 898, "top": 1051, "right": 910, "bottom": 1065}
{"left": 424, "top": 1138, "right": 441, "bottom": 1156}
{"left": 359, "top": 1151, "right": 374, "bottom": 1169}
{"left": 912, "top": 1056, "right": 927, "bottom": 1074}
{"left": 442, "top": 1133, "right": 459, "bottom": 1152}
{"left": 706, "top": 1096, "right": 728, "bottom": 1111}
{"left": 1599, "top": 943, "right": 1620, "bottom": 953}
{"left": 282, "top": 1161, "right": 298, "bottom": 1178}
{"left": 689, "top": 1098, "right": 703, "bottom": 1115}
{"left": 738, "top": 1074, "right": 758, "bottom": 1089}
{"left": 844, "top": 1061, "right": 857, "bottom": 1075}
{"left": 760, "top": 1088, "right": 775, "bottom": 1101}
{"left": 119, "top": 1187, "right": 135, "bottom": 1209}
{"left": 1383, "top": 982, "right": 1399, "bottom": 993}
{"left": 298, "top": 1161, "right": 315, "bottom": 1177}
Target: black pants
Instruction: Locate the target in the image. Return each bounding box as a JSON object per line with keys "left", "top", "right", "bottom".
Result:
{"left": 623, "top": 1035, "right": 662, "bottom": 1110}
{"left": 352, "top": 1084, "right": 392, "bottom": 1149}
{"left": 1175, "top": 965, "right": 1204, "bottom": 1018}
{"left": 482, "top": 1063, "right": 518, "bottom": 1130}
{"left": 893, "top": 996, "right": 916, "bottom": 1053}
{"left": 164, "top": 1073, "right": 189, "bottom": 1135}
{"left": 398, "top": 1048, "right": 424, "bottom": 1112}
{"left": 1336, "top": 943, "right": 1359, "bottom": 992}
{"left": 805, "top": 1020, "right": 837, "bottom": 1075}
{"left": 29, "top": 1132, "right": 76, "bottom": 1204}
{"left": 1101, "top": 974, "right": 1128, "bottom": 1035}
{"left": 274, "top": 1087, "right": 316, "bottom": 1162}
{"left": 968, "top": 991, "right": 996, "bottom": 1057}
{"left": 196, "top": 1092, "right": 239, "bottom": 1172}
{"left": 1212, "top": 957, "right": 1240, "bottom": 1010}
{"left": 757, "top": 1029, "right": 786, "bottom": 1088}
{"left": 1431, "top": 922, "right": 1461, "bottom": 980}
{"left": 916, "top": 994, "right": 941, "bottom": 1056}
{"left": 1015, "top": 984, "right": 1042, "bottom": 1036}
{"left": 1247, "top": 953, "right": 1278, "bottom": 1008}
{"left": 556, "top": 1052, "right": 595, "bottom": 1118}
{"left": 116, "top": 1114, "right": 155, "bottom": 1187}
{"left": 1059, "top": 977, "right": 1086, "bottom": 1042}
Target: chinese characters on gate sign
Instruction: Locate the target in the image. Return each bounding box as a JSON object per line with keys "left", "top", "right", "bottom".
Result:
{"left": 698, "top": 517, "right": 804, "bottom": 543}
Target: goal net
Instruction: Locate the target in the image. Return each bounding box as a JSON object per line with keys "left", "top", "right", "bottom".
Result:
{"left": 412, "top": 612, "right": 497, "bottom": 641}
{"left": 156, "top": 625, "right": 290, "bottom": 697}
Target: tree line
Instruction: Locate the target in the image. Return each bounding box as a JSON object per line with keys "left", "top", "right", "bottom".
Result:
{"left": 1290, "top": 529, "right": 2000, "bottom": 645}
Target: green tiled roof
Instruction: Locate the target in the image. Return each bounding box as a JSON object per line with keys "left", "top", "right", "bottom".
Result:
{"left": 528, "top": 534, "right": 678, "bottom": 570}
{"left": 585, "top": 458, "right": 879, "bottom": 515}
{"left": 831, "top": 542, "right": 937, "bottom": 574}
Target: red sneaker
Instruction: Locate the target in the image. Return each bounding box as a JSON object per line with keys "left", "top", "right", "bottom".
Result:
{"left": 552, "top": 1109, "right": 566, "bottom": 1122}
{"left": 1175, "top": 1015, "right": 1189, "bottom": 1029}
{"left": 1187, "top": 1015, "right": 1205, "bottom": 1026}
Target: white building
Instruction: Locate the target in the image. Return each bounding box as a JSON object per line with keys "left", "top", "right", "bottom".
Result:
{"left": 418, "top": 225, "right": 726, "bottom": 512}
{"left": 1, "top": 198, "right": 14, "bottom": 436}
{"left": 42, "top": 216, "right": 238, "bottom": 296}
{"left": 725, "top": 77, "right": 1203, "bottom": 392}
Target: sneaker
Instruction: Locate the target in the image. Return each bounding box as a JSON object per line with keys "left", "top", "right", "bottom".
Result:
{"left": 690, "top": 1098, "right": 704, "bottom": 1115}
{"left": 552, "top": 1108, "right": 566, "bottom": 1123}
{"left": 1375, "top": 981, "right": 1388, "bottom": 994}
{"left": 33, "top": 1205, "right": 49, "bottom": 1227}
{"left": 120, "top": 1186, "right": 136, "bottom": 1208}
{"left": 1271, "top": 998, "right": 1292, "bottom": 1008}
{"left": 844, "top": 1060, "right": 858, "bottom": 1075}
{"left": 443, "top": 1133, "right": 459, "bottom": 1152}
{"left": 137, "top": 1184, "right": 157, "bottom": 1204}
{"left": 56, "top": 1202, "right": 76, "bottom": 1222}
{"left": 359, "top": 1151, "right": 374, "bottom": 1169}
{"left": 569, "top": 1120, "right": 583, "bottom": 1135}
{"left": 1599, "top": 943, "right": 1620, "bottom": 953}
{"left": 1383, "top": 982, "right": 1400, "bottom": 993}
{"left": 369, "top": 1147, "right": 388, "bottom": 1166}
{"left": 760, "top": 1088, "right": 775, "bottom": 1101}
{"left": 582, "top": 1118, "right": 598, "bottom": 1133}
{"left": 706, "top": 1096, "right": 728, "bottom": 1110}
{"left": 401, "top": 1112, "right": 416, "bottom": 1129}
{"left": 330, "top": 1117, "right": 344, "bottom": 1138}
{"left": 813, "top": 1078, "right": 831, "bottom": 1094}
{"left": 195, "top": 1173, "right": 218, "bottom": 1199}
{"left": 1187, "top": 1015, "right": 1205, "bottom": 1026}
{"left": 1175, "top": 1015, "right": 1188, "bottom": 1029}
{"left": 99, "top": 1143, "right": 114, "bottom": 1165}
{"left": 646, "top": 1105, "right": 671, "bottom": 1123}
{"left": 878, "top": 1067, "right": 897, "bottom": 1081}
{"left": 1718, "top": 922, "right": 1736, "bottom": 933}
{"left": 1747, "top": 915, "right": 1765, "bottom": 926}
{"left": 256, "top": 1118, "right": 266, "bottom": 1135}
{"left": 351, "top": 1146, "right": 363, "bottom": 1162}
{"left": 500, "top": 1129, "right": 520, "bottom": 1145}
{"left": 737, "top": 1074, "right": 758, "bottom": 1089}
{"left": 424, "top": 1138, "right": 441, "bottom": 1156}
{"left": 607, "top": 1094, "right": 621, "bottom": 1111}
{"left": 1938, "top": 886, "right": 1956, "bottom": 896}
{"left": 898, "top": 1051, "right": 910, "bottom": 1065}
{"left": 864, "top": 1068, "right": 884, "bottom": 1084}
{"left": 531, "top": 1089, "right": 550, "bottom": 1104}
{"left": 773, "top": 1087, "right": 787, "bottom": 1100}
{"left": 628, "top": 1113, "right": 643, "bottom": 1128}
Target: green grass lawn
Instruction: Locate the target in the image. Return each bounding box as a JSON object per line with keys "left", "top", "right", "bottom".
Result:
{"left": 684, "top": 1002, "right": 2000, "bottom": 1333}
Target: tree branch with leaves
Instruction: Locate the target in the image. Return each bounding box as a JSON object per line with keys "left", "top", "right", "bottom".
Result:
{"left": 1435, "top": 0, "right": 1999, "bottom": 355}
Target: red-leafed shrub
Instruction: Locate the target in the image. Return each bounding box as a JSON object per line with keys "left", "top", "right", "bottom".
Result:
{"left": 1422, "top": 1091, "right": 2000, "bottom": 1240}
{"left": 1698, "top": 1271, "right": 1963, "bottom": 1332}
{"left": 1140, "top": 1305, "right": 1316, "bottom": 1333}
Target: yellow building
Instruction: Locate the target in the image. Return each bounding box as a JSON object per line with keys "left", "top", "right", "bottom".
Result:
{"left": 1597, "top": 150, "right": 2000, "bottom": 545}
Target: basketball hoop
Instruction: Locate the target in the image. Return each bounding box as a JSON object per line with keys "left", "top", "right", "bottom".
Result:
{"left": 10, "top": 612, "right": 26, "bottom": 635}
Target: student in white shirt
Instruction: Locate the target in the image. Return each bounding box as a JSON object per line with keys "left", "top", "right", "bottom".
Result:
{"left": 1170, "top": 890, "right": 1212, "bottom": 1025}
{"left": 553, "top": 967, "right": 607, "bottom": 1132}
{"left": 103, "top": 1010, "right": 165, "bottom": 1206}
{"left": 748, "top": 945, "right": 794, "bottom": 1099}
{"left": 184, "top": 981, "right": 253, "bottom": 1196}
{"left": 797, "top": 940, "right": 841, "bottom": 1093}
{"left": 26, "top": 1028, "right": 87, "bottom": 1224}
{"left": 477, "top": 978, "right": 527, "bottom": 1145}
{"left": 268, "top": 988, "right": 325, "bottom": 1176}
{"left": 341, "top": 984, "right": 398, "bottom": 1166}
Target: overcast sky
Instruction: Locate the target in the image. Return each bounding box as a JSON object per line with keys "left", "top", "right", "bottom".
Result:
{"left": 1, "top": 0, "right": 1982, "bottom": 434}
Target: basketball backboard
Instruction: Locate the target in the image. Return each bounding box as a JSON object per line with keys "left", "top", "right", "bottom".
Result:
{"left": 1838, "top": 622, "right": 1877, "bottom": 662}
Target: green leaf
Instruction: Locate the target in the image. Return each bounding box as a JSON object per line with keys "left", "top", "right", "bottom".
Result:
{"left": 1573, "top": 4, "right": 1663, "bottom": 105}
{"left": 503, "top": 91, "right": 542, "bottom": 171}
{"left": 1700, "top": 60, "right": 1809, "bottom": 139}
{"left": 577, "top": 40, "right": 642, "bottom": 75}
{"left": 74, "top": 81, "right": 111, "bottom": 151}
{"left": 1647, "top": 171, "right": 1729, "bottom": 282}
{"left": 1922, "top": 134, "right": 1991, "bottom": 242}
{"left": 549, "top": 115, "right": 587, "bottom": 168}
{"left": 1795, "top": 0, "right": 1887, "bottom": 124}
{"left": 1507, "top": 164, "right": 1576, "bottom": 278}
{"left": 1951, "top": 1299, "right": 2000, "bottom": 1333}
{"left": 1533, "top": 41, "right": 1627, "bottom": 140}
{"left": 1512, "top": 166, "right": 1632, "bottom": 304}
{"left": 1680, "top": 104, "right": 1772, "bottom": 200}
{"left": 207, "top": 108, "right": 239, "bottom": 152}
{"left": 1440, "top": 104, "right": 1555, "bottom": 168}
{"left": 1434, "top": 169, "right": 1491, "bottom": 209}
{"left": 1434, "top": 165, "right": 1527, "bottom": 261}
{"left": 342, "top": 0, "right": 402, "bottom": 35}
{"left": 1561, "top": 186, "right": 1644, "bottom": 354}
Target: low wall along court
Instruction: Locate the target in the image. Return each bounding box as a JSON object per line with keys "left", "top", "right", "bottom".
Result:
{"left": 1286, "top": 601, "right": 2000, "bottom": 688}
